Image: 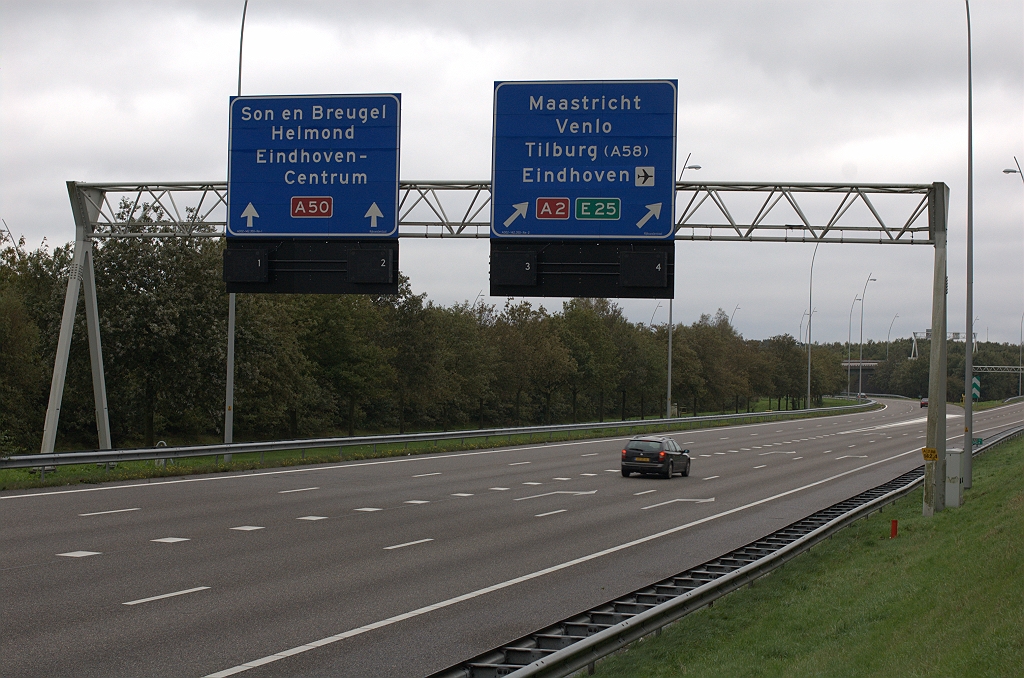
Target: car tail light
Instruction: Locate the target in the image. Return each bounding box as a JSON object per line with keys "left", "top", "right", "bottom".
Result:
{"left": 621, "top": 449, "right": 627, "bottom": 459}
{"left": 659, "top": 451, "right": 666, "bottom": 459}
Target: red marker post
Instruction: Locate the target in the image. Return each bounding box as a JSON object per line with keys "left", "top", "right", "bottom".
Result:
{"left": 890, "top": 519, "right": 898, "bottom": 539}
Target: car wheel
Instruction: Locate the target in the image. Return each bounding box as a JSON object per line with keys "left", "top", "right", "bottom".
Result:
{"left": 621, "top": 468, "right": 630, "bottom": 477}
{"left": 663, "top": 460, "right": 673, "bottom": 479}
{"left": 682, "top": 460, "right": 690, "bottom": 477}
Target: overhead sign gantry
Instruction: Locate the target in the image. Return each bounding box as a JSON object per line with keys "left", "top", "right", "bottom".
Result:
{"left": 489, "top": 80, "right": 677, "bottom": 298}
{"left": 224, "top": 93, "right": 401, "bottom": 294}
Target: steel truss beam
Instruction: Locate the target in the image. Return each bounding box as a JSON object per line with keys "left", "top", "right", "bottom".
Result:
{"left": 44, "top": 179, "right": 948, "bottom": 520}
{"left": 72, "top": 180, "right": 935, "bottom": 244}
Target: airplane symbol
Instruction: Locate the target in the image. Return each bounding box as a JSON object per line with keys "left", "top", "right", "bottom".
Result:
{"left": 634, "top": 166, "right": 655, "bottom": 186}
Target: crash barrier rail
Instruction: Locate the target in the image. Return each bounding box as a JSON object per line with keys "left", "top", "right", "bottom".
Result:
{"left": 0, "top": 401, "right": 878, "bottom": 470}
{"left": 430, "top": 423, "right": 1024, "bottom": 678}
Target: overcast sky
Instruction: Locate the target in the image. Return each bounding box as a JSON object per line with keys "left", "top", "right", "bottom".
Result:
{"left": 2, "top": 1, "right": 1022, "bottom": 344}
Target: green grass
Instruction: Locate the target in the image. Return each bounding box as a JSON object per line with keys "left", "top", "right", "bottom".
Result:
{"left": 590, "top": 436, "right": 1024, "bottom": 678}
{"left": 0, "top": 400, "right": 873, "bottom": 492}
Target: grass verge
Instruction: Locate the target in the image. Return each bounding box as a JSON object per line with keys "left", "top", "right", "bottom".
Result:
{"left": 590, "top": 435, "right": 1024, "bottom": 677}
{"left": 0, "top": 398, "right": 867, "bottom": 492}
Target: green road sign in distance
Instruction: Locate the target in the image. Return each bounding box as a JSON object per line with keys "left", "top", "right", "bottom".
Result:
{"left": 575, "top": 198, "right": 620, "bottom": 220}
{"left": 973, "top": 438, "right": 983, "bottom": 446}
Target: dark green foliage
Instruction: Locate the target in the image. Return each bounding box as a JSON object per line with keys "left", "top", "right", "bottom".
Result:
{"left": 1, "top": 229, "right": 850, "bottom": 451}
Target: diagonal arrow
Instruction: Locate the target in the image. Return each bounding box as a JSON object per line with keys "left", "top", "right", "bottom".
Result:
{"left": 636, "top": 202, "right": 662, "bottom": 229}
{"left": 640, "top": 497, "right": 715, "bottom": 510}
{"left": 240, "top": 203, "right": 259, "bottom": 228}
{"left": 514, "top": 490, "right": 598, "bottom": 501}
{"left": 503, "top": 202, "right": 529, "bottom": 227}
{"left": 364, "top": 202, "right": 384, "bottom": 227}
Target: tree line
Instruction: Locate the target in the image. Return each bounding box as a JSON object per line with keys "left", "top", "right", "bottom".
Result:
{"left": 3, "top": 206, "right": 865, "bottom": 454}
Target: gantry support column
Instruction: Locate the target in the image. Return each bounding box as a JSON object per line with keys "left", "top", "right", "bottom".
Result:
{"left": 923, "top": 182, "right": 949, "bottom": 515}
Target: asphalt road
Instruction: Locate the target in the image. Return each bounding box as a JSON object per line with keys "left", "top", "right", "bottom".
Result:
{"left": 3, "top": 399, "right": 1021, "bottom": 677}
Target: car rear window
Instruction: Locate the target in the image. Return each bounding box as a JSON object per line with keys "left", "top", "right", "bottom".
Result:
{"left": 626, "top": 441, "right": 662, "bottom": 452}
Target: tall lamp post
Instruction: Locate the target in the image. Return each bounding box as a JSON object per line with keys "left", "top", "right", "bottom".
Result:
{"left": 224, "top": 0, "right": 249, "bottom": 459}
{"left": 886, "top": 313, "right": 899, "bottom": 359}
{"left": 964, "top": 0, "right": 975, "bottom": 489}
{"left": 859, "top": 273, "right": 877, "bottom": 398}
{"left": 667, "top": 155, "right": 701, "bottom": 418}
{"left": 1004, "top": 159, "right": 1023, "bottom": 397}
{"left": 847, "top": 295, "right": 861, "bottom": 396}
{"left": 807, "top": 241, "right": 820, "bottom": 409}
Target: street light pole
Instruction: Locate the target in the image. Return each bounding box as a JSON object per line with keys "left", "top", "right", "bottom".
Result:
{"left": 224, "top": 0, "right": 249, "bottom": 459}
{"left": 886, "top": 313, "right": 899, "bottom": 359}
{"left": 1004, "top": 159, "right": 1024, "bottom": 398}
{"left": 964, "top": 0, "right": 975, "bottom": 489}
{"left": 848, "top": 295, "right": 861, "bottom": 396}
{"left": 859, "top": 273, "right": 877, "bottom": 398}
{"left": 807, "top": 241, "right": 820, "bottom": 409}
{"left": 666, "top": 155, "right": 701, "bottom": 418}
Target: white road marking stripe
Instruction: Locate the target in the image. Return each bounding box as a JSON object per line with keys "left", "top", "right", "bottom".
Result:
{"left": 123, "top": 586, "right": 209, "bottom": 606}
{"left": 383, "top": 538, "right": 433, "bottom": 550}
{"left": 451, "top": 493, "right": 473, "bottom": 497}
{"left": 404, "top": 500, "right": 429, "bottom": 504}
{"left": 412, "top": 473, "right": 441, "bottom": 478}
{"left": 713, "top": 452, "right": 726, "bottom": 455}
{"left": 699, "top": 454, "right": 711, "bottom": 457}
{"left": 553, "top": 477, "right": 571, "bottom": 481}
{"left": 604, "top": 469, "right": 618, "bottom": 472}
{"left": 151, "top": 537, "right": 189, "bottom": 543}
{"left": 754, "top": 464, "right": 766, "bottom": 468}
{"left": 581, "top": 453, "right": 599, "bottom": 457}
{"left": 490, "top": 487, "right": 510, "bottom": 491}
{"left": 580, "top": 473, "right": 597, "bottom": 476}
{"left": 633, "top": 490, "right": 657, "bottom": 495}
{"left": 78, "top": 508, "right": 140, "bottom": 516}
{"left": 641, "top": 497, "right": 715, "bottom": 510}
{"left": 793, "top": 457, "right": 803, "bottom": 460}
{"left": 57, "top": 551, "right": 100, "bottom": 558}
{"left": 535, "top": 510, "right": 566, "bottom": 517}
{"left": 297, "top": 516, "right": 327, "bottom": 521}
{"left": 199, "top": 445, "right": 932, "bottom": 678}
{"left": 278, "top": 487, "right": 318, "bottom": 494}
{"left": 523, "top": 482, "right": 543, "bottom": 485}
{"left": 702, "top": 476, "right": 720, "bottom": 480}
{"left": 508, "top": 462, "right": 531, "bottom": 466}
{"left": 837, "top": 455, "right": 868, "bottom": 459}
{"left": 354, "top": 507, "right": 382, "bottom": 512}
{"left": 230, "top": 526, "right": 264, "bottom": 531}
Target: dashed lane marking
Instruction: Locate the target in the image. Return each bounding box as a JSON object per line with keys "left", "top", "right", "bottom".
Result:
{"left": 535, "top": 510, "right": 566, "bottom": 517}
{"left": 383, "top": 539, "right": 433, "bottom": 550}
{"left": 412, "top": 473, "right": 441, "bottom": 478}
{"left": 404, "top": 500, "right": 429, "bottom": 505}
{"left": 123, "top": 586, "right": 209, "bottom": 606}
{"left": 230, "top": 526, "right": 264, "bottom": 531}
{"left": 490, "top": 487, "right": 510, "bottom": 491}
{"left": 581, "top": 453, "right": 599, "bottom": 457}
{"left": 57, "top": 551, "right": 100, "bottom": 558}
{"left": 451, "top": 493, "right": 473, "bottom": 497}
{"left": 641, "top": 497, "right": 715, "bottom": 510}
{"left": 79, "top": 508, "right": 140, "bottom": 516}
{"left": 753, "top": 465, "right": 766, "bottom": 469}
{"left": 278, "top": 487, "right": 319, "bottom": 494}
{"left": 523, "top": 482, "right": 543, "bottom": 486}
{"left": 297, "top": 516, "right": 327, "bottom": 521}
{"left": 633, "top": 490, "right": 657, "bottom": 495}
{"left": 151, "top": 537, "right": 189, "bottom": 543}
{"left": 509, "top": 462, "right": 531, "bottom": 466}
{"left": 703, "top": 476, "right": 720, "bottom": 480}
{"left": 354, "top": 508, "right": 383, "bottom": 512}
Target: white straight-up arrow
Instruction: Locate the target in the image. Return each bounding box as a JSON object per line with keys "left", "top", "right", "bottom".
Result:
{"left": 504, "top": 202, "right": 529, "bottom": 227}
{"left": 636, "top": 202, "right": 663, "bottom": 229}
{"left": 240, "top": 203, "right": 259, "bottom": 228}
{"left": 364, "top": 202, "right": 384, "bottom": 227}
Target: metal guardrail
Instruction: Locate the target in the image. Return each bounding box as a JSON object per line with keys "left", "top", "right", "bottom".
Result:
{"left": 1, "top": 401, "right": 876, "bottom": 469}
{"left": 432, "top": 423, "right": 1024, "bottom": 678}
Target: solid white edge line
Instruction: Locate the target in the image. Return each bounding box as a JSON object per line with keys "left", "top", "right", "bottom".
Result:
{"left": 78, "top": 507, "right": 140, "bottom": 516}
{"left": 123, "top": 586, "right": 210, "bottom": 606}
{"left": 278, "top": 487, "right": 319, "bottom": 494}
{"left": 202, "top": 446, "right": 923, "bottom": 678}
{"left": 383, "top": 538, "right": 433, "bottom": 550}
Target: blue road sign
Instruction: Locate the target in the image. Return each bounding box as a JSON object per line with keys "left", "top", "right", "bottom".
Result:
{"left": 491, "top": 80, "right": 677, "bottom": 240}
{"left": 227, "top": 94, "right": 400, "bottom": 238}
